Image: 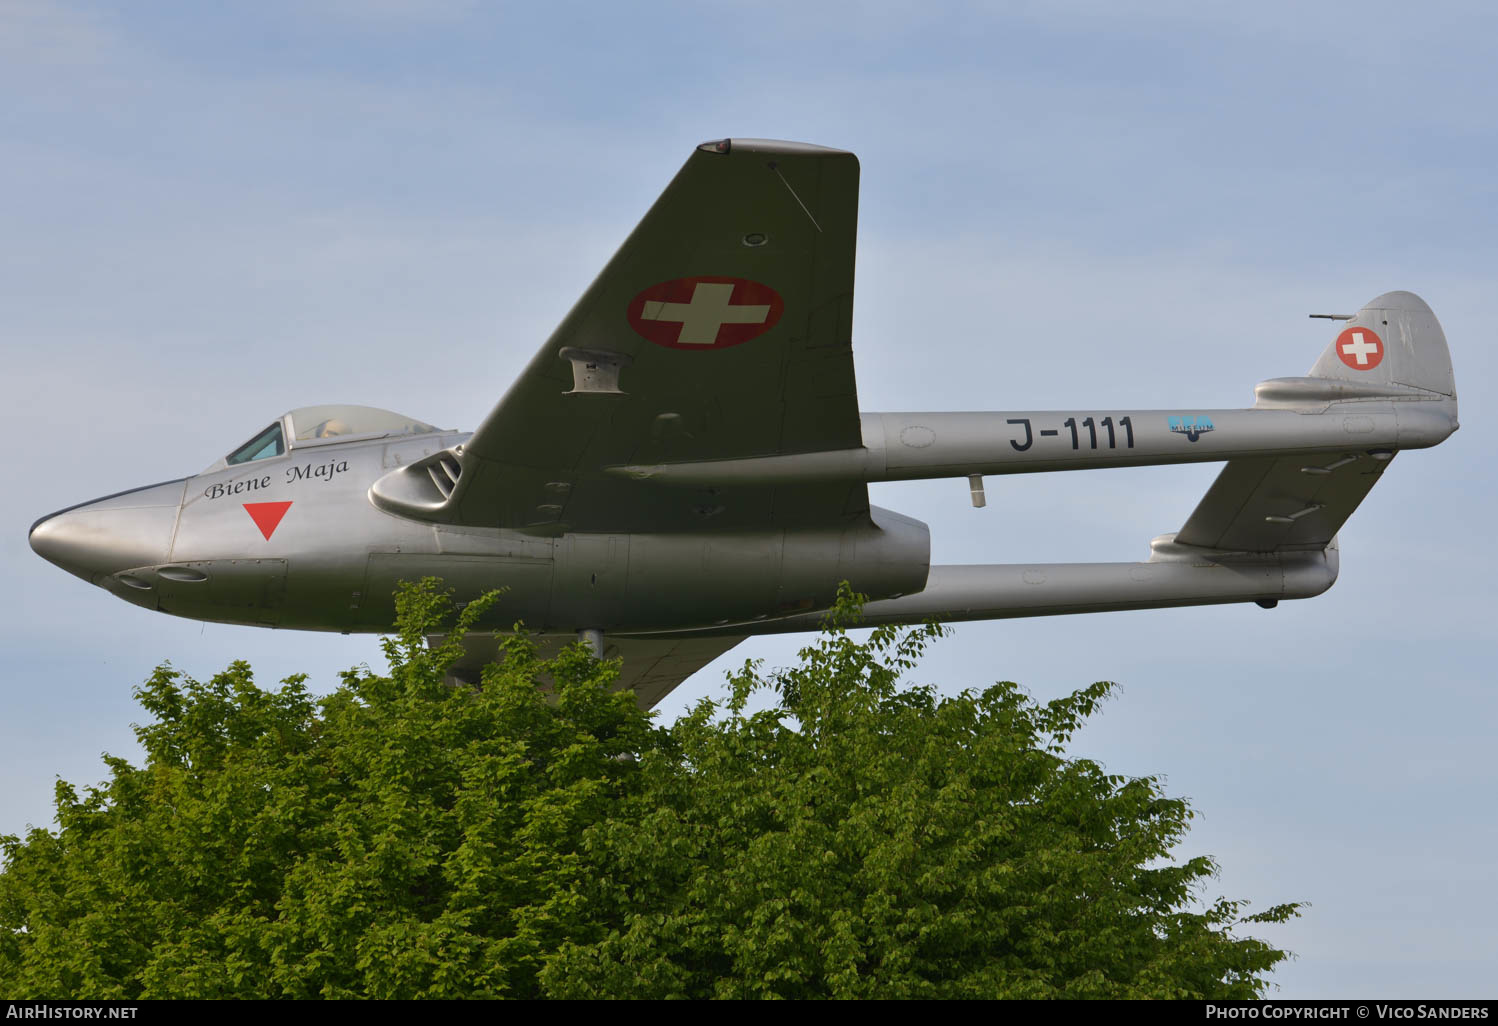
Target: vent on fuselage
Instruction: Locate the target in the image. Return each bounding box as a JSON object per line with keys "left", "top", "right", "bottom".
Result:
{"left": 426, "top": 453, "right": 462, "bottom": 498}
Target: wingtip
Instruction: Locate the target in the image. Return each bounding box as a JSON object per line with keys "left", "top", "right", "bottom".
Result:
{"left": 696, "top": 137, "right": 853, "bottom": 158}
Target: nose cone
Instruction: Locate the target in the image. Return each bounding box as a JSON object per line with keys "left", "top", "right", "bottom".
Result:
{"left": 30, "top": 479, "right": 185, "bottom": 583}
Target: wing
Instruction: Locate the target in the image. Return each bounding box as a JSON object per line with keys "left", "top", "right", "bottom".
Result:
{"left": 608, "top": 634, "right": 749, "bottom": 710}
{"left": 374, "top": 138, "right": 866, "bottom": 534}
{"left": 439, "top": 632, "right": 747, "bottom": 710}
{"left": 1174, "top": 451, "right": 1392, "bottom": 551}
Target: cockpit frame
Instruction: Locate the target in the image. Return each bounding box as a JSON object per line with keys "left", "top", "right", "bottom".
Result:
{"left": 203, "top": 405, "right": 444, "bottom": 474}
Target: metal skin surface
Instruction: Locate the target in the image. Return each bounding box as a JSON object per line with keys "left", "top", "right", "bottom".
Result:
{"left": 29, "top": 140, "right": 1460, "bottom": 707}
{"left": 30, "top": 434, "right": 930, "bottom": 636}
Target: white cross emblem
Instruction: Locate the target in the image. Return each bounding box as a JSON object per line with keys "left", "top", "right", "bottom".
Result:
{"left": 638, "top": 282, "right": 770, "bottom": 345}
{"left": 1340, "top": 331, "right": 1380, "bottom": 366}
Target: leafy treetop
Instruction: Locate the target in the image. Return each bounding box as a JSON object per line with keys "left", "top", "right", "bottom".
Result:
{"left": 0, "top": 582, "right": 1298, "bottom": 998}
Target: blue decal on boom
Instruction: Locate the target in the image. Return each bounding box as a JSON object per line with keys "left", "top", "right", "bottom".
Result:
{"left": 1168, "top": 415, "right": 1215, "bottom": 443}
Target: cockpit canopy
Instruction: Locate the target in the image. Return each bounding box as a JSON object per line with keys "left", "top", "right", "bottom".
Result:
{"left": 219, "top": 405, "right": 443, "bottom": 470}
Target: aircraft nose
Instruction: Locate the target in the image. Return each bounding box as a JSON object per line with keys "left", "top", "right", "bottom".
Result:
{"left": 30, "top": 479, "right": 185, "bottom": 583}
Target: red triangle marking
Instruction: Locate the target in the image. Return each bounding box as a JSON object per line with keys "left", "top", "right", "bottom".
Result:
{"left": 243, "top": 501, "right": 293, "bottom": 540}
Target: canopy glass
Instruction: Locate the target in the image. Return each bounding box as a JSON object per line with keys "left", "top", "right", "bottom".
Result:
{"left": 223, "top": 405, "right": 441, "bottom": 467}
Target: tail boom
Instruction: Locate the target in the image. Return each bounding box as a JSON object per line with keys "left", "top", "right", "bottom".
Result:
{"left": 617, "top": 289, "right": 1448, "bottom": 638}
{"left": 635, "top": 542, "right": 1338, "bottom": 638}
{"left": 611, "top": 402, "right": 1454, "bottom": 486}
{"left": 612, "top": 290, "right": 1457, "bottom": 488}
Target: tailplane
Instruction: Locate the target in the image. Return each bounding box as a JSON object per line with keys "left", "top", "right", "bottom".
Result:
{"left": 1174, "top": 290, "right": 1457, "bottom": 556}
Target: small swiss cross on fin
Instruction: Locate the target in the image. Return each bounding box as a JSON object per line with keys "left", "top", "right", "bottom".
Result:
{"left": 243, "top": 501, "right": 293, "bottom": 540}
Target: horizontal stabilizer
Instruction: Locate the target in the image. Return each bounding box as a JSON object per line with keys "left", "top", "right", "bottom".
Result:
{"left": 1174, "top": 451, "right": 1390, "bottom": 551}
{"left": 1178, "top": 290, "right": 1454, "bottom": 553}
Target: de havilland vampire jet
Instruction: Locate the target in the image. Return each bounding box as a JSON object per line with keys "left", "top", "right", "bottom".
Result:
{"left": 30, "top": 139, "right": 1459, "bottom": 708}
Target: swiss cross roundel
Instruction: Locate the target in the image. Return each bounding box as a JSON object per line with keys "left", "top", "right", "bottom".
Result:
{"left": 1335, "top": 326, "right": 1384, "bottom": 371}
{"left": 627, "top": 276, "right": 784, "bottom": 350}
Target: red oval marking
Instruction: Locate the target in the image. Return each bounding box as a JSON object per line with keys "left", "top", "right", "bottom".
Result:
{"left": 627, "top": 276, "right": 784, "bottom": 350}
{"left": 1335, "top": 326, "right": 1384, "bottom": 371}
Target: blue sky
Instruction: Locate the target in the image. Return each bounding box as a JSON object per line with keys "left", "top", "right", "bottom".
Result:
{"left": 3, "top": 0, "right": 1495, "bottom": 997}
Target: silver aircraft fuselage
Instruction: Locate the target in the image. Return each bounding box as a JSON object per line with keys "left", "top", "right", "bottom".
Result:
{"left": 28, "top": 139, "right": 1459, "bottom": 703}
{"left": 30, "top": 396, "right": 1453, "bottom": 639}
{"left": 30, "top": 419, "right": 931, "bottom": 637}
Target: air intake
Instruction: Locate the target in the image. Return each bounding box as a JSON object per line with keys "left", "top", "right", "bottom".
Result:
{"left": 369, "top": 447, "right": 466, "bottom": 522}
{"left": 426, "top": 453, "right": 462, "bottom": 498}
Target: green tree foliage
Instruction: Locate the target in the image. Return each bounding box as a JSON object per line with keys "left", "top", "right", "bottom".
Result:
{"left": 0, "top": 583, "right": 1298, "bottom": 999}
